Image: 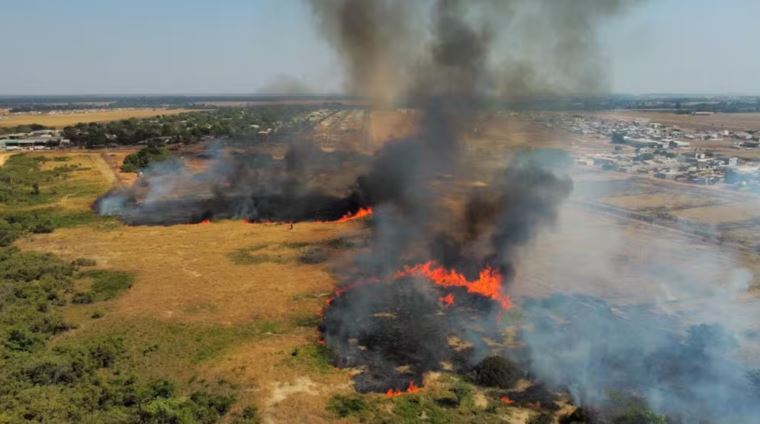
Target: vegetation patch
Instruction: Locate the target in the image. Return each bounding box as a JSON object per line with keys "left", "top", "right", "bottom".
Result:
{"left": 121, "top": 145, "right": 173, "bottom": 172}
{"left": 327, "top": 394, "right": 373, "bottom": 419}
{"left": 285, "top": 343, "right": 336, "bottom": 374}
{"left": 0, "top": 244, "right": 236, "bottom": 423}
{"left": 472, "top": 356, "right": 522, "bottom": 389}
{"left": 79, "top": 269, "right": 135, "bottom": 301}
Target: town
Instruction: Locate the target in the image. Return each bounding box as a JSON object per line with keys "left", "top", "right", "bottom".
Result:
{"left": 534, "top": 112, "right": 760, "bottom": 189}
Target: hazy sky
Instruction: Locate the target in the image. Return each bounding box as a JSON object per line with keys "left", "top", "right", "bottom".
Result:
{"left": 1, "top": 0, "right": 758, "bottom": 96}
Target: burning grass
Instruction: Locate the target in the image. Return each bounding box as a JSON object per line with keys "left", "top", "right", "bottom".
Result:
{"left": 320, "top": 263, "right": 512, "bottom": 394}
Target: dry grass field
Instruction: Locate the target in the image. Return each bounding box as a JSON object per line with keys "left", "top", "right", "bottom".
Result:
{"left": 0, "top": 108, "right": 195, "bottom": 128}
{"left": 99, "top": 148, "right": 140, "bottom": 186}
{"left": 18, "top": 220, "right": 364, "bottom": 423}
{"left": 588, "top": 111, "right": 760, "bottom": 131}
{"left": 7, "top": 111, "right": 760, "bottom": 422}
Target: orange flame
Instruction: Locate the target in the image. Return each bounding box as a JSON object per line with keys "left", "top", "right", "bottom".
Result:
{"left": 500, "top": 395, "right": 514, "bottom": 405}
{"left": 406, "top": 380, "right": 420, "bottom": 393}
{"left": 439, "top": 293, "right": 455, "bottom": 307}
{"left": 337, "top": 207, "right": 373, "bottom": 223}
{"left": 385, "top": 388, "right": 402, "bottom": 398}
{"left": 199, "top": 219, "right": 211, "bottom": 225}
{"left": 395, "top": 261, "right": 511, "bottom": 310}
{"left": 385, "top": 381, "right": 421, "bottom": 397}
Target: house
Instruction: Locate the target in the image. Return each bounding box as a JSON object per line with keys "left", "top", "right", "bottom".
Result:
{"left": 669, "top": 140, "right": 691, "bottom": 148}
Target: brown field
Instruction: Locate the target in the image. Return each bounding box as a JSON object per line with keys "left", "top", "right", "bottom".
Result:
{"left": 0, "top": 108, "right": 195, "bottom": 128}
{"left": 599, "top": 191, "right": 724, "bottom": 211}
{"left": 588, "top": 111, "right": 760, "bottom": 132}
{"left": 9, "top": 111, "right": 760, "bottom": 422}
{"left": 99, "top": 147, "right": 141, "bottom": 186}
{"left": 672, "top": 200, "right": 760, "bottom": 224}
{"left": 369, "top": 109, "right": 420, "bottom": 146}
{"left": 18, "top": 220, "right": 364, "bottom": 422}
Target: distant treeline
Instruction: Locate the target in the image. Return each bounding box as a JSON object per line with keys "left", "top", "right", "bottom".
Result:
{"left": 61, "top": 105, "right": 328, "bottom": 148}
{"left": 0, "top": 95, "right": 358, "bottom": 111}
{"left": 3, "top": 94, "right": 760, "bottom": 113}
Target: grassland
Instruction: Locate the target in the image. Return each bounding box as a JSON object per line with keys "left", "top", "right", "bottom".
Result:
{"left": 0, "top": 108, "right": 195, "bottom": 128}
{"left": 5, "top": 143, "right": 567, "bottom": 422}
{"left": 4, "top": 111, "right": 753, "bottom": 422}
{"left": 588, "top": 110, "right": 760, "bottom": 131}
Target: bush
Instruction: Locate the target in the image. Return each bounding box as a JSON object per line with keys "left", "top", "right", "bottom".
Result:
{"left": 72, "top": 258, "right": 97, "bottom": 267}
{"left": 121, "top": 145, "right": 172, "bottom": 172}
{"left": 232, "top": 406, "right": 260, "bottom": 423}
{"left": 72, "top": 292, "right": 94, "bottom": 304}
{"left": 327, "top": 394, "right": 369, "bottom": 418}
{"left": 4, "top": 328, "right": 41, "bottom": 352}
{"left": 472, "top": 356, "right": 521, "bottom": 389}
{"left": 0, "top": 219, "right": 23, "bottom": 246}
{"left": 80, "top": 269, "right": 135, "bottom": 301}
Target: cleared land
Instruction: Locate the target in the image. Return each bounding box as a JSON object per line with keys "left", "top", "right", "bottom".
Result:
{"left": 588, "top": 111, "right": 760, "bottom": 131}
{"left": 0, "top": 108, "right": 195, "bottom": 128}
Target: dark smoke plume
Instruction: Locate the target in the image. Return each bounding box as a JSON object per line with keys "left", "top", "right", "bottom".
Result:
{"left": 310, "top": 0, "right": 578, "bottom": 395}
{"left": 308, "top": 0, "right": 637, "bottom": 101}
{"left": 309, "top": 2, "right": 760, "bottom": 422}
{"left": 95, "top": 143, "right": 371, "bottom": 225}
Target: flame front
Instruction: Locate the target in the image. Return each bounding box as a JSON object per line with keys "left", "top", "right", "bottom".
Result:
{"left": 337, "top": 207, "right": 373, "bottom": 223}
{"left": 395, "top": 261, "right": 511, "bottom": 310}
{"left": 385, "top": 381, "right": 421, "bottom": 397}
{"left": 500, "top": 395, "right": 513, "bottom": 405}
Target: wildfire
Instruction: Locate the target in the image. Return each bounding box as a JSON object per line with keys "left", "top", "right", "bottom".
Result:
{"left": 395, "top": 261, "right": 511, "bottom": 310}
{"left": 199, "top": 219, "right": 211, "bottom": 225}
{"left": 337, "top": 207, "right": 373, "bottom": 223}
{"left": 385, "top": 381, "right": 421, "bottom": 397}
{"left": 439, "top": 293, "right": 455, "bottom": 306}
{"left": 500, "top": 395, "right": 514, "bottom": 405}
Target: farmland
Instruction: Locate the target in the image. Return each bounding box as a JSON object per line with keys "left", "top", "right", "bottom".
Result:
{"left": 0, "top": 108, "right": 195, "bottom": 128}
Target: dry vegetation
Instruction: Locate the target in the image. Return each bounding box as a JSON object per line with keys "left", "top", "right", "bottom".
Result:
{"left": 0, "top": 108, "right": 195, "bottom": 128}
{"left": 7, "top": 110, "right": 760, "bottom": 422}
{"left": 588, "top": 110, "right": 760, "bottom": 132}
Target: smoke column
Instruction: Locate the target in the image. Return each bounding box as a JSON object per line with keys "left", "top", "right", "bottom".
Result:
{"left": 311, "top": 0, "right": 760, "bottom": 421}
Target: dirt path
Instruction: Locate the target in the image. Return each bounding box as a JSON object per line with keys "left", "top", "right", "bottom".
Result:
{"left": 90, "top": 152, "right": 119, "bottom": 186}
{"left": 0, "top": 152, "right": 12, "bottom": 167}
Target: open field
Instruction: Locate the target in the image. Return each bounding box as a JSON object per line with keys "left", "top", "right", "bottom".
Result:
{"left": 18, "top": 220, "right": 363, "bottom": 423}
{"left": 588, "top": 110, "right": 760, "bottom": 132}
{"left": 6, "top": 111, "right": 760, "bottom": 422}
{"left": 0, "top": 108, "right": 195, "bottom": 128}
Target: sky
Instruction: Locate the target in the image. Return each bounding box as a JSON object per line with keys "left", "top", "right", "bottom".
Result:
{"left": 1, "top": 0, "right": 759, "bottom": 96}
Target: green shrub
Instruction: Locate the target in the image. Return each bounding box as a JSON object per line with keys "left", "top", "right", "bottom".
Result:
{"left": 121, "top": 145, "right": 172, "bottom": 172}
{"left": 327, "top": 394, "right": 369, "bottom": 418}
{"left": 4, "top": 328, "right": 41, "bottom": 352}
{"left": 0, "top": 219, "right": 24, "bottom": 246}
{"left": 80, "top": 269, "right": 135, "bottom": 301}
{"left": 72, "top": 292, "right": 95, "bottom": 304}
{"left": 72, "top": 258, "right": 97, "bottom": 267}
{"left": 472, "top": 356, "right": 522, "bottom": 389}
{"left": 232, "top": 406, "right": 261, "bottom": 423}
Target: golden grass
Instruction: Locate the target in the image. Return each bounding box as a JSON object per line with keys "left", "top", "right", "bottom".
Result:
{"left": 588, "top": 111, "right": 760, "bottom": 131}
{"left": 0, "top": 108, "right": 195, "bottom": 128}
{"left": 672, "top": 200, "right": 760, "bottom": 224}
{"left": 17, "top": 219, "right": 365, "bottom": 421}
{"left": 599, "top": 192, "right": 724, "bottom": 211}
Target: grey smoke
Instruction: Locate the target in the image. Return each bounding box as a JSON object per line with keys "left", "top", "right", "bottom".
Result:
{"left": 308, "top": 1, "right": 760, "bottom": 422}
{"left": 308, "top": 0, "right": 637, "bottom": 101}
